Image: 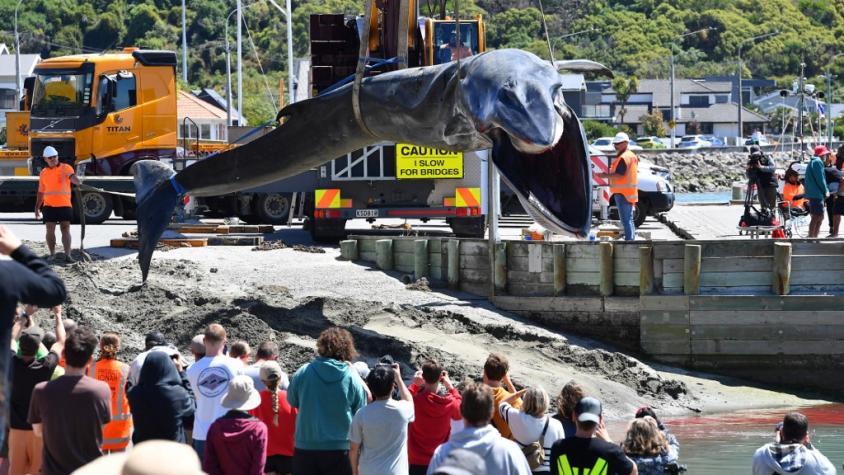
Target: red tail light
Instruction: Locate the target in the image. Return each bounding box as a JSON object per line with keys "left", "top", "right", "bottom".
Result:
{"left": 456, "top": 207, "right": 481, "bottom": 217}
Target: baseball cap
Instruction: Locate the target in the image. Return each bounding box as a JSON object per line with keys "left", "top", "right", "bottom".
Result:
{"left": 259, "top": 361, "right": 283, "bottom": 383}
{"left": 145, "top": 331, "right": 167, "bottom": 349}
{"left": 575, "top": 396, "right": 602, "bottom": 424}
{"left": 433, "top": 448, "right": 486, "bottom": 475}
{"left": 19, "top": 326, "right": 44, "bottom": 357}
{"left": 353, "top": 361, "right": 371, "bottom": 379}
{"left": 71, "top": 440, "right": 206, "bottom": 475}
{"left": 814, "top": 145, "right": 831, "bottom": 157}
{"left": 612, "top": 132, "right": 630, "bottom": 144}
{"left": 221, "top": 375, "right": 262, "bottom": 411}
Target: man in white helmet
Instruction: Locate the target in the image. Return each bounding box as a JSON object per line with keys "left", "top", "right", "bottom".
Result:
{"left": 596, "top": 132, "right": 639, "bottom": 240}
{"left": 35, "top": 146, "right": 80, "bottom": 262}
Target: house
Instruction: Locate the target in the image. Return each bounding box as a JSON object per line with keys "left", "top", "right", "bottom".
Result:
{"left": 559, "top": 73, "right": 586, "bottom": 117}
{"left": 0, "top": 44, "right": 40, "bottom": 128}
{"left": 582, "top": 78, "right": 769, "bottom": 138}
{"left": 177, "top": 90, "right": 228, "bottom": 143}
{"left": 193, "top": 87, "right": 247, "bottom": 127}
{"left": 704, "top": 75, "right": 775, "bottom": 107}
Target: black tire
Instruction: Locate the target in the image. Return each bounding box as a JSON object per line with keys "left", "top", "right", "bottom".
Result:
{"left": 449, "top": 216, "right": 486, "bottom": 238}
{"left": 254, "top": 193, "right": 292, "bottom": 224}
{"left": 633, "top": 201, "right": 648, "bottom": 228}
{"left": 309, "top": 218, "right": 347, "bottom": 242}
{"left": 73, "top": 191, "right": 113, "bottom": 224}
{"left": 238, "top": 214, "right": 262, "bottom": 224}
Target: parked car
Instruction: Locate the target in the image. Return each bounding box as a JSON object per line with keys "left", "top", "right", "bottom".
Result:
{"left": 744, "top": 134, "right": 771, "bottom": 146}
{"left": 701, "top": 135, "right": 726, "bottom": 147}
{"left": 635, "top": 136, "right": 667, "bottom": 149}
{"left": 591, "top": 137, "right": 616, "bottom": 154}
{"left": 627, "top": 140, "right": 644, "bottom": 151}
{"left": 678, "top": 135, "right": 712, "bottom": 149}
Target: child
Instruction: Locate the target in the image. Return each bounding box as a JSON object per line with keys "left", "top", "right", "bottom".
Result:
{"left": 250, "top": 362, "right": 297, "bottom": 475}
{"left": 204, "top": 375, "right": 267, "bottom": 475}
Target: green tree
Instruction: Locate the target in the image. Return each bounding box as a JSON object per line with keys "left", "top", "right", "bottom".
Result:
{"left": 582, "top": 120, "right": 618, "bottom": 141}
{"left": 640, "top": 110, "right": 666, "bottom": 137}
{"left": 611, "top": 75, "right": 639, "bottom": 126}
{"left": 126, "top": 4, "right": 163, "bottom": 46}
{"left": 83, "top": 12, "right": 126, "bottom": 50}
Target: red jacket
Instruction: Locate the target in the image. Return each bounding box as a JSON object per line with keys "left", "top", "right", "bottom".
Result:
{"left": 250, "top": 390, "right": 297, "bottom": 456}
{"left": 204, "top": 411, "right": 268, "bottom": 475}
{"left": 407, "top": 384, "right": 462, "bottom": 466}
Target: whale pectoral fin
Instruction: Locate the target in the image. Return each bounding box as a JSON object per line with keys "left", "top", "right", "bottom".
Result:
{"left": 131, "top": 160, "right": 182, "bottom": 282}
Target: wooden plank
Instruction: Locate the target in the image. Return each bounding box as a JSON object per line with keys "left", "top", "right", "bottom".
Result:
{"left": 790, "top": 270, "right": 844, "bottom": 285}
{"left": 528, "top": 244, "right": 543, "bottom": 273}
{"left": 459, "top": 240, "right": 489, "bottom": 257}
{"left": 653, "top": 243, "right": 685, "bottom": 260}
{"left": 640, "top": 340, "right": 691, "bottom": 355}
{"left": 553, "top": 244, "right": 566, "bottom": 296}
{"left": 492, "top": 296, "right": 603, "bottom": 312}
{"left": 641, "top": 310, "right": 690, "bottom": 325}
{"left": 690, "top": 324, "right": 844, "bottom": 340}
{"left": 612, "top": 244, "right": 641, "bottom": 259}
{"left": 207, "top": 236, "right": 263, "bottom": 246}
{"left": 689, "top": 295, "right": 844, "bottom": 311}
{"left": 604, "top": 297, "right": 639, "bottom": 312}
{"left": 564, "top": 245, "right": 602, "bottom": 259}
{"left": 663, "top": 259, "right": 684, "bottom": 274}
{"left": 684, "top": 244, "right": 701, "bottom": 295}
{"left": 110, "top": 238, "right": 207, "bottom": 248}
{"left": 614, "top": 272, "right": 640, "bottom": 287}
{"left": 428, "top": 240, "right": 442, "bottom": 253}
{"left": 792, "top": 241, "right": 844, "bottom": 255}
{"left": 700, "top": 257, "right": 773, "bottom": 273}
{"left": 641, "top": 325, "right": 690, "bottom": 340}
{"left": 460, "top": 281, "right": 489, "bottom": 296}
{"left": 461, "top": 268, "right": 490, "bottom": 284}
{"left": 613, "top": 257, "right": 642, "bottom": 273}
{"left": 394, "top": 252, "right": 415, "bottom": 266}
{"left": 773, "top": 242, "right": 791, "bottom": 296}
{"left": 567, "top": 272, "right": 601, "bottom": 286}
{"left": 600, "top": 242, "right": 613, "bottom": 297}
{"left": 691, "top": 310, "right": 844, "bottom": 325}
{"left": 640, "top": 246, "right": 654, "bottom": 296}
{"left": 663, "top": 273, "right": 683, "bottom": 289}
{"left": 393, "top": 239, "right": 416, "bottom": 254}
{"left": 415, "top": 240, "right": 429, "bottom": 279}
{"left": 459, "top": 255, "right": 490, "bottom": 270}
{"left": 508, "top": 256, "right": 554, "bottom": 272}
{"left": 640, "top": 296, "right": 689, "bottom": 311}
{"left": 699, "top": 272, "right": 773, "bottom": 287}
{"left": 691, "top": 340, "right": 844, "bottom": 355}
{"left": 507, "top": 282, "right": 554, "bottom": 296}
{"left": 494, "top": 241, "right": 507, "bottom": 293}
{"left": 566, "top": 258, "right": 601, "bottom": 273}
{"left": 507, "top": 270, "right": 554, "bottom": 284}
{"left": 792, "top": 255, "right": 844, "bottom": 271}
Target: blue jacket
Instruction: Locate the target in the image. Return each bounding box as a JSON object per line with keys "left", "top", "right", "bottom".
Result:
{"left": 804, "top": 156, "right": 829, "bottom": 200}
{"left": 286, "top": 357, "right": 366, "bottom": 450}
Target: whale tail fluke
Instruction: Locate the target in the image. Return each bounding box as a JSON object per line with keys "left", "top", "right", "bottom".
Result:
{"left": 131, "top": 160, "right": 182, "bottom": 282}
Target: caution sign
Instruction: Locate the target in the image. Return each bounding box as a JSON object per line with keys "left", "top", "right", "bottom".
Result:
{"left": 396, "top": 144, "right": 463, "bottom": 180}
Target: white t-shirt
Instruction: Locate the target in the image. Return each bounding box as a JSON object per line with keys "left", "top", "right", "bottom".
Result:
{"left": 187, "top": 355, "right": 243, "bottom": 440}
{"left": 499, "top": 402, "right": 566, "bottom": 472}
{"left": 349, "top": 399, "right": 415, "bottom": 475}
{"left": 128, "top": 345, "right": 180, "bottom": 388}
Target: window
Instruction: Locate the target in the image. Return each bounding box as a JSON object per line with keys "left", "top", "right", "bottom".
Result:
{"left": 112, "top": 72, "right": 137, "bottom": 111}
{"left": 0, "top": 89, "right": 15, "bottom": 109}
{"left": 688, "top": 95, "right": 710, "bottom": 107}
{"left": 216, "top": 123, "right": 227, "bottom": 141}
{"left": 715, "top": 95, "right": 729, "bottom": 104}
{"left": 200, "top": 123, "right": 211, "bottom": 140}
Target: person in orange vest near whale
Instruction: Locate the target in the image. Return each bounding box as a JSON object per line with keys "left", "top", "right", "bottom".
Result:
{"left": 597, "top": 132, "right": 639, "bottom": 240}
{"left": 35, "top": 146, "right": 80, "bottom": 262}
{"left": 87, "top": 332, "right": 132, "bottom": 453}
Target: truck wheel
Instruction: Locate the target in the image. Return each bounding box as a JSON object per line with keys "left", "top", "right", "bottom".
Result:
{"left": 449, "top": 217, "right": 486, "bottom": 238}
{"left": 73, "top": 191, "right": 113, "bottom": 224}
{"left": 254, "top": 193, "right": 292, "bottom": 224}
{"left": 633, "top": 202, "right": 648, "bottom": 228}
{"left": 309, "top": 218, "right": 347, "bottom": 242}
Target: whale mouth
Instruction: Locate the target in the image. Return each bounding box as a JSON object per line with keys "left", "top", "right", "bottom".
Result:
{"left": 492, "top": 103, "right": 592, "bottom": 237}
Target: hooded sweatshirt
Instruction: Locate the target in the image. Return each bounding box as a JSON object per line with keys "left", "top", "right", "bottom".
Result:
{"left": 204, "top": 411, "right": 268, "bottom": 475}
{"left": 408, "top": 383, "right": 462, "bottom": 465}
{"left": 127, "top": 351, "right": 195, "bottom": 444}
{"left": 426, "top": 425, "right": 531, "bottom": 475}
{"left": 752, "top": 442, "right": 836, "bottom": 475}
{"left": 286, "top": 357, "right": 367, "bottom": 450}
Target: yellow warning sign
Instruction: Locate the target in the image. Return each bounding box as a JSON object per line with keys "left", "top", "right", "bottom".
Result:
{"left": 396, "top": 144, "right": 463, "bottom": 180}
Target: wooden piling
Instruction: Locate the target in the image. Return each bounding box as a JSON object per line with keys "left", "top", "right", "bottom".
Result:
{"left": 639, "top": 246, "right": 654, "bottom": 296}
{"left": 683, "top": 244, "right": 702, "bottom": 295}
{"left": 494, "top": 241, "right": 508, "bottom": 293}
{"left": 553, "top": 244, "right": 566, "bottom": 296}
{"left": 773, "top": 242, "right": 792, "bottom": 295}
{"left": 414, "top": 239, "right": 429, "bottom": 279}
{"left": 339, "top": 240, "right": 358, "bottom": 261}
{"left": 375, "top": 239, "right": 393, "bottom": 270}
{"left": 447, "top": 239, "right": 460, "bottom": 289}
{"left": 599, "top": 242, "right": 614, "bottom": 297}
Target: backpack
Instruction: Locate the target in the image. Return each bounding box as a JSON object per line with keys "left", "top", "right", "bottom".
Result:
{"left": 519, "top": 417, "right": 550, "bottom": 470}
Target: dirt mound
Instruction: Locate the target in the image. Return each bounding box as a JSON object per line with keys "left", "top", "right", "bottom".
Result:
{"left": 252, "top": 240, "right": 287, "bottom": 251}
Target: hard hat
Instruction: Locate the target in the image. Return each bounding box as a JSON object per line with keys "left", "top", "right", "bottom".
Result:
{"left": 43, "top": 146, "right": 58, "bottom": 158}
{"left": 612, "top": 132, "right": 630, "bottom": 144}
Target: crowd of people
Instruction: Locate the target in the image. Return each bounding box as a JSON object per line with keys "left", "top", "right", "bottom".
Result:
{"left": 2, "top": 224, "right": 840, "bottom": 475}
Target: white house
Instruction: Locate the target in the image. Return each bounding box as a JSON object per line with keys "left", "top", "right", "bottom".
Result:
{"left": 0, "top": 44, "right": 41, "bottom": 128}
{"left": 177, "top": 90, "right": 228, "bottom": 143}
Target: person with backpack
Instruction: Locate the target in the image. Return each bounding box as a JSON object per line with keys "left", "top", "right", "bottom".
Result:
{"left": 249, "top": 361, "right": 297, "bottom": 475}
{"left": 499, "top": 387, "right": 566, "bottom": 474}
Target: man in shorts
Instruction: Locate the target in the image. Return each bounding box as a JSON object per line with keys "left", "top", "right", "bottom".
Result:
{"left": 35, "top": 146, "right": 80, "bottom": 262}
{"left": 804, "top": 146, "right": 830, "bottom": 238}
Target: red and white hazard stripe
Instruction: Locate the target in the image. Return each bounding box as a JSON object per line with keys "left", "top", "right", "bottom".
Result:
{"left": 591, "top": 154, "right": 611, "bottom": 204}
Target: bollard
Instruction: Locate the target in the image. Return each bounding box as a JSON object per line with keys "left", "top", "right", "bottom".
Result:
{"left": 375, "top": 239, "right": 393, "bottom": 270}
{"left": 683, "top": 244, "right": 702, "bottom": 295}
{"left": 494, "top": 241, "right": 507, "bottom": 293}
{"left": 339, "top": 240, "right": 358, "bottom": 261}
{"left": 773, "top": 242, "right": 792, "bottom": 296}
{"left": 447, "top": 239, "right": 460, "bottom": 290}
{"left": 414, "top": 239, "right": 429, "bottom": 279}
{"left": 553, "top": 244, "right": 566, "bottom": 296}
{"left": 599, "top": 242, "right": 613, "bottom": 297}
{"left": 639, "top": 246, "right": 654, "bottom": 296}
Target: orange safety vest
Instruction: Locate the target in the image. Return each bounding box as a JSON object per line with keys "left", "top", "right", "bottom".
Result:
{"left": 38, "top": 164, "right": 74, "bottom": 207}
{"left": 88, "top": 358, "right": 132, "bottom": 451}
{"left": 609, "top": 150, "right": 639, "bottom": 203}
{"left": 783, "top": 182, "right": 807, "bottom": 209}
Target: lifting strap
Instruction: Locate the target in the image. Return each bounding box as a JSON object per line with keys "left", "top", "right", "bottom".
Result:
{"left": 396, "top": 0, "right": 410, "bottom": 70}
{"left": 353, "top": 0, "right": 377, "bottom": 137}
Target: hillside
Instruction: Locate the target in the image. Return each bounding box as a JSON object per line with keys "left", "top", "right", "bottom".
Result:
{"left": 0, "top": 0, "right": 841, "bottom": 124}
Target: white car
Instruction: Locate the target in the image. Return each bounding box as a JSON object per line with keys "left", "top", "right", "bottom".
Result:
{"left": 678, "top": 135, "right": 712, "bottom": 149}
{"left": 591, "top": 136, "right": 643, "bottom": 153}
{"left": 745, "top": 134, "right": 771, "bottom": 147}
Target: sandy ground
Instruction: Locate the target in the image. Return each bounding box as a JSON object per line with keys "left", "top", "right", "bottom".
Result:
{"left": 5, "top": 214, "right": 826, "bottom": 422}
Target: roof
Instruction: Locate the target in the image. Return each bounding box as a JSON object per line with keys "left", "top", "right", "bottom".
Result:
{"left": 0, "top": 53, "right": 41, "bottom": 77}
{"left": 178, "top": 90, "right": 227, "bottom": 121}
{"left": 677, "top": 103, "right": 768, "bottom": 124}
{"left": 596, "top": 79, "right": 732, "bottom": 107}
{"left": 753, "top": 91, "right": 823, "bottom": 114}
{"left": 193, "top": 88, "right": 246, "bottom": 125}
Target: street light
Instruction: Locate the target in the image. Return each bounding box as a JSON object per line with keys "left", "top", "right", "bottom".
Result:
{"left": 182, "top": 0, "right": 188, "bottom": 83}
{"left": 225, "top": 4, "right": 258, "bottom": 126}
{"left": 14, "top": 0, "right": 24, "bottom": 105}
{"left": 668, "top": 27, "right": 715, "bottom": 147}
{"left": 737, "top": 30, "right": 779, "bottom": 141}
{"left": 263, "top": 0, "right": 295, "bottom": 109}
{"left": 823, "top": 52, "right": 843, "bottom": 145}
{"left": 549, "top": 27, "right": 598, "bottom": 58}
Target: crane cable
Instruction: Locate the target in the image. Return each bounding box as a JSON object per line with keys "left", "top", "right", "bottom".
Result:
{"left": 536, "top": 0, "right": 556, "bottom": 64}
{"left": 241, "top": 14, "right": 279, "bottom": 113}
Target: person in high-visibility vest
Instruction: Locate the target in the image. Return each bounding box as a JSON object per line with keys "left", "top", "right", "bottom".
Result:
{"left": 597, "top": 132, "right": 638, "bottom": 241}
{"left": 782, "top": 169, "right": 808, "bottom": 212}
{"left": 35, "top": 146, "right": 80, "bottom": 262}
{"left": 87, "top": 332, "right": 132, "bottom": 452}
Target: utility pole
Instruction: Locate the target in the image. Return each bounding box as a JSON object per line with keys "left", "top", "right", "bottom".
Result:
{"left": 225, "top": 8, "right": 236, "bottom": 127}
{"left": 737, "top": 31, "right": 779, "bottom": 143}
{"left": 826, "top": 53, "right": 842, "bottom": 146}
{"left": 265, "top": 0, "right": 296, "bottom": 106}
{"left": 181, "top": 0, "right": 188, "bottom": 82}
{"left": 237, "top": 0, "right": 243, "bottom": 126}
{"left": 669, "top": 28, "right": 713, "bottom": 147}
{"left": 14, "top": 0, "right": 24, "bottom": 105}
{"left": 797, "top": 62, "right": 805, "bottom": 157}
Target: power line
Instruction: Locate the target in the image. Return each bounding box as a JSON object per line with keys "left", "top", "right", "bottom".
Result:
{"left": 241, "top": 14, "right": 278, "bottom": 113}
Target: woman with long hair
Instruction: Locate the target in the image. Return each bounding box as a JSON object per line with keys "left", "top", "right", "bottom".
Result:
{"left": 553, "top": 380, "right": 584, "bottom": 438}
{"left": 621, "top": 416, "right": 678, "bottom": 475}
{"left": 250, "top": 361, "right": 297, "bottom": 475}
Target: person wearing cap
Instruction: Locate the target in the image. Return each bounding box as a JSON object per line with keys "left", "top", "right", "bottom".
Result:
{"left": 9, "top": 305, "right": 66, "bottom": 475}
{"left": 71, "top": 440, "right": 206, "bottom": 475}
{"left": 127, "top": 351, "right": 195, "bottom": 444}
{"left": 35, "top": 145, "right": 80, "bottom": 262}
{"left": 822, "top": 151, "right": 844, "bottom": 237}
{"left": 204, "top": 375, "right": 268, "bottom": 475}
{"left": 249, "top": 361, "right": 297, "bottom": 475}
{"left": 549, "top": 397, "right": 637, "bottom": 475}
{"left": 248, "top": 341, "right": 289, "bottom": 392}
{"left": 427, "top": 382, "right": 530, "bottom": 475}
{"left": 597, "top": 132, "right": 639, "bottom": 241}
{"left": 805, "top": 146, "right": 831, "bottom": 238}
{"left": 745, "top": 145, "right": 778, "bottom": 213}
{"left": 752, "top": 412, "right": 835, "bottom": 475}
{"left": 127, "top": 330, "right": 180, "bottom": 389}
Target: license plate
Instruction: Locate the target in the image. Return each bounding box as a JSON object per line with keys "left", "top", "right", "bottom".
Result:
{"left": 355, "top": 209, "right": 378, "bottom": 218}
